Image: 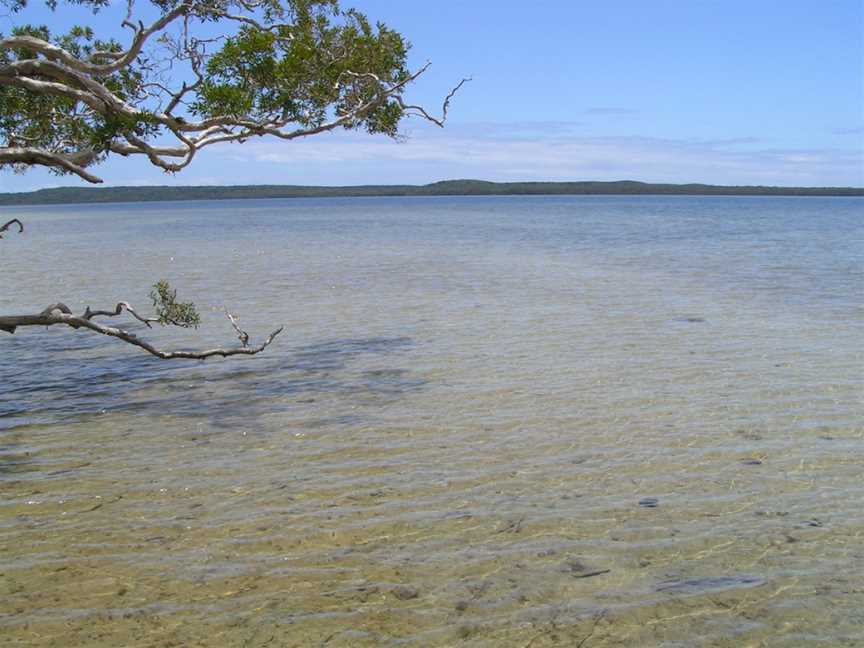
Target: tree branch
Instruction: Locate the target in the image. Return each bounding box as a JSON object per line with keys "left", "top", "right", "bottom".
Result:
{"left": 225, "top": 310, "right": 250, "bottom": 346}
{"left": 0, "top": 2, "right": 191, "bottom": 76}
{"left": 0, "top": 147, "right": 103, "bottom": 183}
{"left": 0, "top": 60, "right": 448, "bottom": 182}
{"left": 0, "top": 302, "right": 283, "bottom": 359}
{"left": 0, "top": 218, "right": 23, "bottom": 238}
{"left": 0, "top": 2, "right": 465, "bottom": 185}
{"left": 397, "top": 74, "right": 471, "bottom": 127}
{"left": 82, "top": 301, "right": 159, "bottom": 327}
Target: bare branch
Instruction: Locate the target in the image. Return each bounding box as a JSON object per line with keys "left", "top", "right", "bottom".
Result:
{"left": 225, "top": 310, "right": 250, "bottom": 347}
{"left": 0, "top": 218, "right": 23, "bottom": 238}
{"left": 397, "top": 74, "right": 472, "bottom": 127}
{"left": 83, "top": 302, "right": 159, "bottom": 327}
{"left": 0, "top": 302, "right": 283, "bottom": 359}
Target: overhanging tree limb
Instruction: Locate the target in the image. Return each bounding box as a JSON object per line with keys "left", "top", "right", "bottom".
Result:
{"left": 0, "top": 0, "right": 469, "bottom": 183}
{"left": 0, "top": 299, "right": 283, "bottom": 359}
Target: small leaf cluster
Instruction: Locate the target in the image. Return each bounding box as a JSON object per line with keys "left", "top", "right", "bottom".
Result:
{"left": 149, "top": 280, "right": 201, "bottom": 328}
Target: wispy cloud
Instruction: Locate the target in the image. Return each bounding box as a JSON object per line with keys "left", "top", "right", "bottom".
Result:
{"left": 216, "top": 124, "right": 863, "bottom": 187}
{"left": 403, "top": 120, "right": 584, "bottom": 139}
{"left": 4, "top": 122, "right": 860, "bottom": 191}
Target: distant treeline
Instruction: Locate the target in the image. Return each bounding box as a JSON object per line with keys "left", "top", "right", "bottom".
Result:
{"left": 1, "top": 179, "right": 862, "bottom": 206}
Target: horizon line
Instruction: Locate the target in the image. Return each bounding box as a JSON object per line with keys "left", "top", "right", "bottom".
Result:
{"left": 5, "top": 178, "right": 864, "bottom": 194}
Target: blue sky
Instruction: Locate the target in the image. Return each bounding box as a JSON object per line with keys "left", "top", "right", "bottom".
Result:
{"left": 2, "top": 0, "right": 862, "bottom": 190}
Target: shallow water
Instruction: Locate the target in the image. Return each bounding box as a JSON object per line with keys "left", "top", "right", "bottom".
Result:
{"left": 1, "top": 196, "right": 862, "bottom": 646}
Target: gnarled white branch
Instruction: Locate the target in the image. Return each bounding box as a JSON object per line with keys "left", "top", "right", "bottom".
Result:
{"left": 0, "top": 147, "right": 103, "bottom": 183}
{"left": 0, "top": 1, "right": 191, "bottom": 76}
{"left": 0, "top": 302, "right": 283, "bottom": 359}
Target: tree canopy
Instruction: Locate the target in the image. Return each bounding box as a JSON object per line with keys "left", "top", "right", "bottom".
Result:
{"left": 0, "top": 0, "right": 463, "bottom": 183}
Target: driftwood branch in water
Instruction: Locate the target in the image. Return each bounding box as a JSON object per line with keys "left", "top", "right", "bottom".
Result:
{"left": 0, "top": 302, "right": 283, "bottom": 359}
{"left": 0, "top": 218, "right": 23, "bottom": 238}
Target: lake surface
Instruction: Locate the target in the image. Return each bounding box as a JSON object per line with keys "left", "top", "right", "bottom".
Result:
{"left": 1, "top": 195, "right": 862, "bottom": 646}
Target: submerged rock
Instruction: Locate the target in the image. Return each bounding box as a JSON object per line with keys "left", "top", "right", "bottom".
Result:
{"left": 390, "top": 585, "right": 420, "bottom": 601}
{"left": 561, "top": 558, "right": 611, "bottom": 579}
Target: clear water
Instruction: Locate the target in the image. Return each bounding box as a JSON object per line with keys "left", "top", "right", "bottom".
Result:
{"left": 1, "top": 195, "right": 862, "bottom": 646}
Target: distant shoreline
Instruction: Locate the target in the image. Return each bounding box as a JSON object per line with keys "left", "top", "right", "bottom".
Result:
{"left": 1, "top": 179, "right": 862, "bottom": 206}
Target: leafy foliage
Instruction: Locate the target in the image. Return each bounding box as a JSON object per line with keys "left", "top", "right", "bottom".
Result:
{"left": 194, "top": 9, "right": 409, "bottom": 136}
{"left": 149, "top": 280, "right": 201, "bottom": 328}
{"left": 0, "top": 0, "right": 427, "bottom": 182}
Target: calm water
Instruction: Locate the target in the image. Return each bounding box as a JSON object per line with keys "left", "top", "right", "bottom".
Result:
{"left": 1, "top": 196, "right": 862, "bottom": 646}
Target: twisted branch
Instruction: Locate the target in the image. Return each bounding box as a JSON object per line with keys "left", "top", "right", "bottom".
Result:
{"left": 225, "top": 310, "right": 250, "bottom": 346}
{"left": 0, "top": 218, "right": 23, "bottom": 238}
{"left": 0, "top": 301, "right": 283, "bottom": 359}
{"left": 0, "top": 2, "right": 191, "bottom": 77}
{"left": 0, "top": 147, "right": 103, "bottom": 183}
{"left": 83, "top": 302, "right": 159, "bottom": 327}
{"left": 398, "top": 75, "right": 472, "bottom": 127}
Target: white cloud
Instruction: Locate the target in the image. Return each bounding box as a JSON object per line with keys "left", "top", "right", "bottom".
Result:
{"left": 4, "top": 122, "right": 861, "bottom": 191}
{"left": 214, "top": 125, "right": 864, "bottom": 187}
